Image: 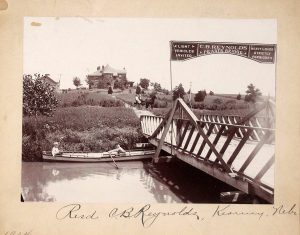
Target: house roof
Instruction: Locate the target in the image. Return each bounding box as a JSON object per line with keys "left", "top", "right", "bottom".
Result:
{"left": 88, "top": 64, "right": 126, "bottom": 76}
{"left": 103, "top": 64, "right": 126, "bottom": 74}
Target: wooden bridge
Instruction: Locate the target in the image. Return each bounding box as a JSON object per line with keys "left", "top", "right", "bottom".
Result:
{"left": 140, "top": 98, "right": 275, "bottom": 203}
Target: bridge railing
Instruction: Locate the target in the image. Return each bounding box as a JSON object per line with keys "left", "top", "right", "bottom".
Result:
{"left": 140, "top": 98, "right": 275, "bottom": 202}
{"left": 198, "top": 114, "right": 274, "bottom": 141}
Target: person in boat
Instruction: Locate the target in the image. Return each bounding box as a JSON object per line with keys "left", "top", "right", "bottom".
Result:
{"left": 52, "top": 142, "right": 60, "bottom": 157}
{"left": 108, "top": 144, "right": 126, "bottom": 155}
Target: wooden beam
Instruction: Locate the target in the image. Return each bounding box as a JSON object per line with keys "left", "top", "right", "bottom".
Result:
{"left": 153, "top": 100, "right": 178, "bottom": 163}
{"left": 239, "top": 132, "right": 273, "bottom": 173}
{"left": 254, "top": 154, "right": 275, "bottom": 181}
{"left": 194, "top": 124, "right": 232, "bottom": 172}
{"left": 197, "top": 123, "right": 215, "bottom": 156}
{"left": 175, "top": 119, "right": 184, "bottom": 145}
{"left": 177, "top": 121, "right": 190, "bottom": 148}
{"left": 227, "top": 129, "right": 254, "bottom": 166}
{"left": 214, "top": 127, "right": 238, "bottom": 164}
{"left": 224, "top": 102, "right": 267, "bottom": 135}
{"left": 189, "top": 132, "right": 201, "bottom": 154}
{"left": 183, "top": 125, "right": 195, "bottom": 150}
{"left": 205, "top": 125, "right": 225, "bottom": 161}
{"left": 148, "top": 138, "right": 274, "bottom": 203}
{"left": 149, "top": 107, "right": 173, "bottom": 139}
{"left": 177, "top": 98, "right": 199, "bottom": 131}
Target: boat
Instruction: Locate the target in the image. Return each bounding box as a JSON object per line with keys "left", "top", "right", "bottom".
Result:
{"left": 42, "top": 149, "right": 156, "bottom": 163}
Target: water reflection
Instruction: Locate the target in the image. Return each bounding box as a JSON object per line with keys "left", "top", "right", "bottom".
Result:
{"left": 22, "top": 159, "right": 234, "bottom": 203}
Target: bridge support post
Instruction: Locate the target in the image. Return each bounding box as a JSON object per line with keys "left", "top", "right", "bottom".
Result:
{"left": 152, "top": 101, "right": 178, "bottom": 163}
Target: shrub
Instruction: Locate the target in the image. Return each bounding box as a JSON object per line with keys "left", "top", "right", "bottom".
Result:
{"left": 23, "top": 74, "right": 58, "bottom": 116}
{"left": 173, "top": 83, "right": 185, "bottom": 100}
{"left": 194, "top": 90, "right": 207, "bottom": 102}
{"left": 140, "top": 78, "right": 150, "bottom": 89}
{"left": 136, "top": 85, "right": 142, "bottom": 94}
{"left": 193, "top": 102, "right": 205, "bottom": 110}
{"left": 245, "top": 84, "right": 262, "bottom": 103}
{"left": 22, "top": 107, "right": 144, "bottom": 161}
{"left": 213, "top": 98, "right": 222, "bottom": 104}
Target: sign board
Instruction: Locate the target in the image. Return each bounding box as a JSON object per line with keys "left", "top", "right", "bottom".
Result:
{"left": 170, "top": 41, "right": 276, "bottom": 63}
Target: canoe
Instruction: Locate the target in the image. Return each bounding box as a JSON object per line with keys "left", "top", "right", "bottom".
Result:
{"left": 42, "top": 149, "right": 155, "bottom": 162}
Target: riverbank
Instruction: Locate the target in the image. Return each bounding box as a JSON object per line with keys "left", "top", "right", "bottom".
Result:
{"left": 22, "top": 106, "right": 146, "bottom": 161}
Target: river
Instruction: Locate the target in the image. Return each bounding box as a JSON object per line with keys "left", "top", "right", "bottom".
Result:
{"left": 22, "top": 159, "right": 235, "bottom": 203}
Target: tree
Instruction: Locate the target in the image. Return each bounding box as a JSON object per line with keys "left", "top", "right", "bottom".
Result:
{"left": 23, "top": 74, "right": 58, "bottom": 116}
{"left": 161, "top": 88, "right": 169, "bottom": 95}
{"left": 140, "top": 78, "right": 150, "bottom": 89}
{"left": 152, "top": 82, "right": 162, "bottom": 92}
{"left": 73, "top": 77, "right": 81, "bottom": 89}
{"left": 194, "top": 90, "right": 207, "bottom": 102}
{"left": 172, "top": 83, "right": 186, "bottom": 100}
{"left": 85, "top": 77, "right": 92, "bottom": 89}
{"left": 245, "top": 84, "right": 262, "bottom": 103}
{"left": 237, "top": 93, "right": 241, "bottom": 100}
{"left": 209, "top": 91, "right": 214, "bottom": 95}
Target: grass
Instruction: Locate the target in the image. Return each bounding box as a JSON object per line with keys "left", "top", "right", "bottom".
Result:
{"left": 151, "top": 97, "right": 264, "bottom": 118}
{"left": 22, "top": 106, "right": 146, "bottom": 161}
{"left": 57, "top": 90, "right": 124, "bottom": 107}
{"left": 115, "top": 93, "right": 136, "bottom": 106}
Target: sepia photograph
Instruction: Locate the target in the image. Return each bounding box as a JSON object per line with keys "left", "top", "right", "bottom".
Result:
{"left": 21, "top": 17, "right": 276, "bottom": 204}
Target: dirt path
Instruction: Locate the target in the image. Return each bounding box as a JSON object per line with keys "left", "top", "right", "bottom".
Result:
{"left": 124, "top": 102, "right": 155, "bottom": 118}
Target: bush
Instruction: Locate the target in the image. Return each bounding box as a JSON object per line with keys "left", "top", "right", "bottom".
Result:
{"left": 136, "top": 85, "right": 142, "bottom": 94}
{"left": 153, "top": 100, "right": 168, "bottom": 108}
{"left": 23, "top": 74, "right": 58, "bottom": 116}
{"left": 22, "top": 107, "right": 144, "bottom": 161}
{"left": 213, "top": 98, "right": 222, "bottom": 104}
{"left": 245, "top": 84, "right": 262, "bottom": 103}
{"left": 108, "top": 86, "right": 113, "bottom": 94}
{"left": 140, "top": 78, "right": 150, "bottom": 89}
{"left": 193, "top": 102, "right": 205, "bottom": 110}
{"left": 194, "top": 90, "right": 206, "bottom": 102}
{"left": 173, "top": 83, "right": 185, "bottom": 100}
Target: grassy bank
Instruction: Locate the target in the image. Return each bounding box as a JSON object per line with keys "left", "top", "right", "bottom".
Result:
{"left": 151, "top": 101, "right": 261, "bottom": 118}
{"left": 57, "top": 90, "right": 124, "bottom": 107}
{"left": 22, "top": 106, "right": 146, "bottom": 161}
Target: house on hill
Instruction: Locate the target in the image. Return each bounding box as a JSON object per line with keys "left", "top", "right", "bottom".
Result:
{"left": 86, "top": 64, "right": 132, "bottom": 89}
{"left": 42, "top": 74, "right": 60, "bottom": 92}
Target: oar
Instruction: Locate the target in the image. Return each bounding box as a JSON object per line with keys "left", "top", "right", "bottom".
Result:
{"left": 109, "top": 153, "right": 119, "bottom": 169}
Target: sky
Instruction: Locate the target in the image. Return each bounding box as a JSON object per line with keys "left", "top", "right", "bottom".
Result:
{"left": 24, "top": 17, "right": 277, "bottom": 95}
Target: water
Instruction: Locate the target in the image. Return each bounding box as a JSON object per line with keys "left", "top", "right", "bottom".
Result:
{"left": 22, "top": 159, "right": 235, "bottom": 203}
